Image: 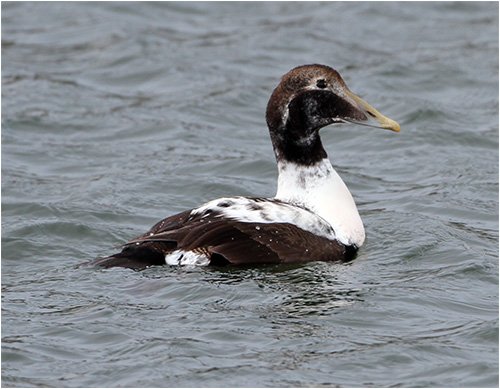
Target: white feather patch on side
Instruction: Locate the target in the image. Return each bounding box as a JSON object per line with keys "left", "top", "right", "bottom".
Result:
{"left": 165, "top": 250, "right": 210, "bottom": 266}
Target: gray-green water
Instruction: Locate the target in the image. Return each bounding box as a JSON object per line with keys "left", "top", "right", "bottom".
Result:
{"left": 2, "top": 2, "right": 498, "bottom": 387}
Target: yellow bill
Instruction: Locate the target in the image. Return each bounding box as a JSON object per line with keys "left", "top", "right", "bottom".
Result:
{"left": 345, "top": 89, "right": 401, "bottom": 132}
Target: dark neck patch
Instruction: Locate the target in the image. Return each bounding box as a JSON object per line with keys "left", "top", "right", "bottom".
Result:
{"left": 270, "top": 131, "right": 327, "bottom": 166}
{"left": 269, "top": 90, "right": 347, "bottom": 165}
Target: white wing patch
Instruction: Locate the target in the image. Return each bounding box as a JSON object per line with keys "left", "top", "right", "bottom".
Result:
{"left": 191, "top": 196, "right": 336, "bottom": 240}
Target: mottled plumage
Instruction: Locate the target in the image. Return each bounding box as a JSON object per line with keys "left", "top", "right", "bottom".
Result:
{"left": 84, "top": 64, "right": 400, "bottom": 270}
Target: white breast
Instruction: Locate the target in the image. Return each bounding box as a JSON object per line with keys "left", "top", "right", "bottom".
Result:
{"left": 274, "top": 159, "right": 365, "bottom": 247}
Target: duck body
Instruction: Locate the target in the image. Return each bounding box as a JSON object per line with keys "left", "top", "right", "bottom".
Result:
{"left": 86, "top": 64, "right": 400, "bottom": 270}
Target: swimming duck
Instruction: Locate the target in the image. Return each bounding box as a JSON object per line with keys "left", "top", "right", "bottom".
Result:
{"left": 86, "top": 64, "right": 400, "bottom": 270}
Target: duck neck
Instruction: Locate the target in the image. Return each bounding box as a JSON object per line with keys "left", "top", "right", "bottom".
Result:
{"left": 274, "top": 155, "right": 365, "bottom": 247}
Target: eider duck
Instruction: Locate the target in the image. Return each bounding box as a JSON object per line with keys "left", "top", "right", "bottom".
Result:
{"left": 86, "top": 64, "right": 400, "bottom": 270}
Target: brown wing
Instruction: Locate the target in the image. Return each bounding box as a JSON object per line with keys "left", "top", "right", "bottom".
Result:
{"left": 232, "top": 222, "right": 348, "bottom": 264}
{"left": 83, "top": 207, "right": 355, "bottom": 270}
{"left": 127, "top": 210, "right": 281, "bottom": 265}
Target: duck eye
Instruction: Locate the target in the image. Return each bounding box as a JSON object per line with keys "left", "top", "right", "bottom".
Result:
{"left": 316, "top": 79, "right": 327, "bottom": 89}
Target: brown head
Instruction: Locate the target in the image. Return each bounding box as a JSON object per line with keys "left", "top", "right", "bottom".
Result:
{"left": 266, "top": 64, "right": 400, "bottom": 165}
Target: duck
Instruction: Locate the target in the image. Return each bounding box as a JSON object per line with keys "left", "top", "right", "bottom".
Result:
{"left": 84, "top": 64, "right": 400, "bottom": 270}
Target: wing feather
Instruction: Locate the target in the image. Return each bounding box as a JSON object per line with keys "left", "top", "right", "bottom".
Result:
{"left": 83, "top": 200, "right": 355, "bottom": 270}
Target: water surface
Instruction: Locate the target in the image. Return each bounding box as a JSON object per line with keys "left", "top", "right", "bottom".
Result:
{"left": 2, "top": 2, "right": 498, "bottom": 387}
